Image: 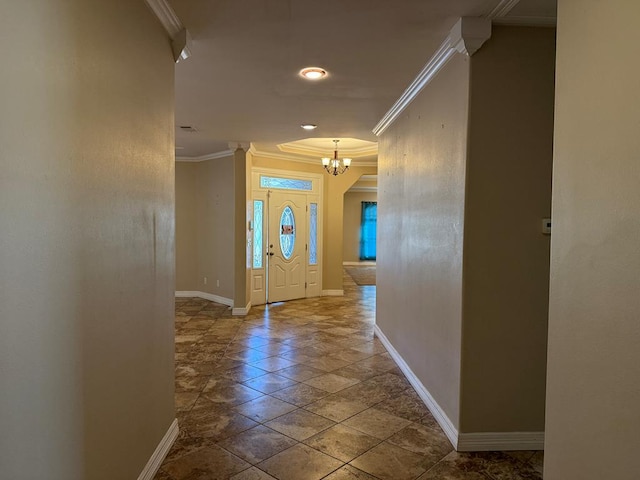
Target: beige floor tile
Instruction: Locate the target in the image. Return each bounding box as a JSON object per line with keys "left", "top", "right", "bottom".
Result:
{"left": 257, "top": 444, "right": 344, "bottom": 480}
{"left": 373, "top": 390, "right": 435, "bottom": 424}
{"left": 175, "top": 375, "right": 210, "bottom": 393}
{"left": 270, "top": 383, "right": 329, "bottom": 407}
{"left": 217, "top": 425, "right": 297, "bottom": 464}
{"left": 387, "top": 423, "right": 453, "bottom": 468}
{"left": 234, "top": 395, "right": 297, "bottom": 423}
{"left": 304, "top": 394, "right": 371, "bottom": 422}
{"left": 242, "top": 372, "right": 298, "bottom": 394}
{"left": 162, "top": 445, "right": 250, "bottom": 480}
{"left": 226, "top": 348, "right": 275, "bottom": 364}
{"left": 201, "top": 382, "right": 264, "bottom": 406}
{"left": 175, "top": 392, "right": 200, "bottom": 412}
{"left": 229, "top": 467, "right": 277, "bottom": 480}
{"left": 181, "top": 404, "right": 259, "bottom": 440}
{"left": 342, "top": 408, "right": 413, "bottom": 439}
{"left": 322, "top": 465, "right": 379, "bottom": 480}
{"left": 350, "top": 442, "right": 430, "bottom": 480}
{"left": 222, "top": 364, "right": 269, "bottom": 383}
{"left": 249, "top": 356, "right": 298, "bottom": 372}
{"left": 304, "top": 424, "right": 381, "bottom": 463}
{"left": 303, "top": 373, "right": 361, "bottom": 393}
{"left": 166, "top": 286, "right": 542, "bottom": 480}
{"left": 265, "top": 409, "right": 335, "bottom": 441}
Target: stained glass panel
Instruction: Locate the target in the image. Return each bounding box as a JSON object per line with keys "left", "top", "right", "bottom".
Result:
{"left": 253, "top": 200, "right": 263, "bottom": 269}
{"left": 260, "top": 176, "right": 312, "bottom": 191}
{"left": 309, "top": 203, "right": 318, "bottom": 265}
{"left": 279, "top": 206, "right": 295, "bottom": 260}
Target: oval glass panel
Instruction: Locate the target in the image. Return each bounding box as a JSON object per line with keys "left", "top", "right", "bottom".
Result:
{"left": 279, "top": 206, "right": 295, "bottom": 260}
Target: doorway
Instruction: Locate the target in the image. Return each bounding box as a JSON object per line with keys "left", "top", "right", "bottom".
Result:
{"left": 251, "top": 169, "right": 323, "bottom": 305}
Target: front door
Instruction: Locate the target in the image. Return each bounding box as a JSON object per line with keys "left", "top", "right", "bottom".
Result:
{"left": 268, "top": 191, "right": 307, "bottom": 302}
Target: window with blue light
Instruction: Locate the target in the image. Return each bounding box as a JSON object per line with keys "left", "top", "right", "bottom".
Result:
{"left": 253, "top": 200, "right": 263, "bottom": 268}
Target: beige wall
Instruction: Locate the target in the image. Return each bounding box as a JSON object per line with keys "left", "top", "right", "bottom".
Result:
{"left": 174, "top": 157, "right": 235, "bottom": 300}
{"left": 251, "top": 155, "right": 376, "bottom": 292}
{"left": 0, "top": 1, "right": 175, "bottom": 479}
{"left": 377, "top": 27, "right": 556, "bottom": 437}
{"left": 377, "top": 54, "right": 470, "bottom": 427}
{"left": 545, "top": 1, "right": 640, "bottom": 478}
{"left": 343, "top": 190, "right": 377, "bottom": 263}
{"left": 460, "top": 26, "right": 556, "bottom": 433}
{"left": 176, "top": 163, "right": 198, "bottom": 290}
{"left": 197, "top": 157, "right": 235, "bottom": 300}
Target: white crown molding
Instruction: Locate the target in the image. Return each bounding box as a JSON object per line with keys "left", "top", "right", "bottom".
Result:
{"left": 229, "top": 142, "right": 251, "bottom": 152}
{"left": 249, "top": 145, "right": 377, "bottom": 167}
{"left": 373, "top": 17, "right": 491, "bottom": 137}
{"left": 348, "top": 186, "right": 378, "bottom": 193}
{"left": 487, "top": 0, "right": 522, "bottom": 19}
{"left": 145, "top": 0, "right": 183, "bottom": 37}
{"left": 492, "top": 16, "right": 557, "bottom": 27}
{"left": 450, "top": 17, "right": 492, "bottom": 56}
{"left": 278, "top": 142, "right": 378, "bottom": 159}
{"left": 457, "top": 431, "right": 544, "bottom": 452}
{"left": 359, "top": 175, "right": 378, "bottom": 181}
{"left": 372, "top": 39, "right": 454, "bottom": 137}
{"left": 137, "top": 419, "right": 179, "bottom": 480}
{"left": 374, "top": 325, "right": 459, "bottom": 448}
{"left": 175, "top": 291, "right": 233, "bottom": 307}
{"left": 176, "top": 150, "right": 234, "bottom": 162}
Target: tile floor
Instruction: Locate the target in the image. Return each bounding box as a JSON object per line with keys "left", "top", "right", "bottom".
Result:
{"left": 155, "top": 272, "right": 543, "bottom": 480}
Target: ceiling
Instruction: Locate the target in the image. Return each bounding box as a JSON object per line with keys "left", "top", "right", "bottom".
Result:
{"left": 170, "top": 0, "right": 556, "bottom": 162}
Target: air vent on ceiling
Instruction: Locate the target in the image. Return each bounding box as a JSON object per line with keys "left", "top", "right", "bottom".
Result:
{"left": 179, "top": 125, "right": 198, "bottom": 132}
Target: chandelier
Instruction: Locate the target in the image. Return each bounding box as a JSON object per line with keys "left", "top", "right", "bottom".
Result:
{"left": 321, "top": 139, "right": 351, "bottom": 176}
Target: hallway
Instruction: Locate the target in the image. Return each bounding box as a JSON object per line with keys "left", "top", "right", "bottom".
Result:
{"left": 156, "top": 274, "right": 543, "bottom": 479}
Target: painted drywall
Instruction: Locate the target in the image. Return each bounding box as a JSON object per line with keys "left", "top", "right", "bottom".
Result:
{"left": 0, "top": 1, "right": 175, "bottom": 479}
{"left": 460, "top": 26, "right": 555, "bottom": 433}
{"left": 196, "top": 156, "right": 235, "bottom": 300}
{"left": 176, "top": 163, "right": 198, "bottom": 291}
{"left": 545, "top": 1, "right": 640, "bottom": 478}
{"left": 343, "top": 190, "right": 378, "bottom": 263}
{"left": 251, "top": 155, "right": 376, "bottom": 292}
{"left": 377, "top": 54, "right": 470, "bottom": 428}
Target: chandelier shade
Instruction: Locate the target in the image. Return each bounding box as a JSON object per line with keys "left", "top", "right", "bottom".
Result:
{"left": 321, "top": 139, "right": 351, "bottom": 176}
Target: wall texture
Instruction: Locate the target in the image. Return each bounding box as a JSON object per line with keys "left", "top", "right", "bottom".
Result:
{"left": 176, "top": 163, "right": 198, "bottom": 291}
{"left": 460, "top": 26, "right": 555, "bottom": 433}
{"left": 545, "top": 1, "right": 640, "bottom": 478}
{"left": 377, "top": 54, "right": 471, "bottom": 427}
{"left": 0, "top": 1, "right": 176, "bottom": 479}
{"left": 343, "top": 190, "right": 378, "bottom": 263}
{"left": 175, "top": 157, "right": 235, "bottom": 300}
{"left": 197, "top": 157, "right": 235, "bottom": 300}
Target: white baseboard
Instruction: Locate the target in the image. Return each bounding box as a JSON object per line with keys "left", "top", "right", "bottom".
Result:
{"left": 137, "top": 418, "right": 179, "bottom": 480}
{"left": 457, "top": 432, "right": 544, "bottom": 452}
{"left": 232, "top": 301, "right": 251, "bottom": 316}
{"left": 322, "top": 289, "right": 344, "bottom": 296}
{"left": 375, "top": 325, "right": 545, "bottom": 452}
{"left": 175, "top": 291, "right": 233, "bottom": 307}
{"left": 343, "top": 261, "right": 377, "bottom": 266}
{"left": 374, "top": 325, "right": 459, "bottom": 449}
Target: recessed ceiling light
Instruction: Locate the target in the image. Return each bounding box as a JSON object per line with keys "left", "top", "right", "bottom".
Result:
{"left": 299, "top": 67, "right": 327, "bottom": 80}
{"left": 301, "top": 124, "right": 317, "bottom": 130}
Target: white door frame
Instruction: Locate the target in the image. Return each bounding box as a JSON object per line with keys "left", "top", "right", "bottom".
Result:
{"left": 250, "top": 167, "right": 324, "bottom": 305}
